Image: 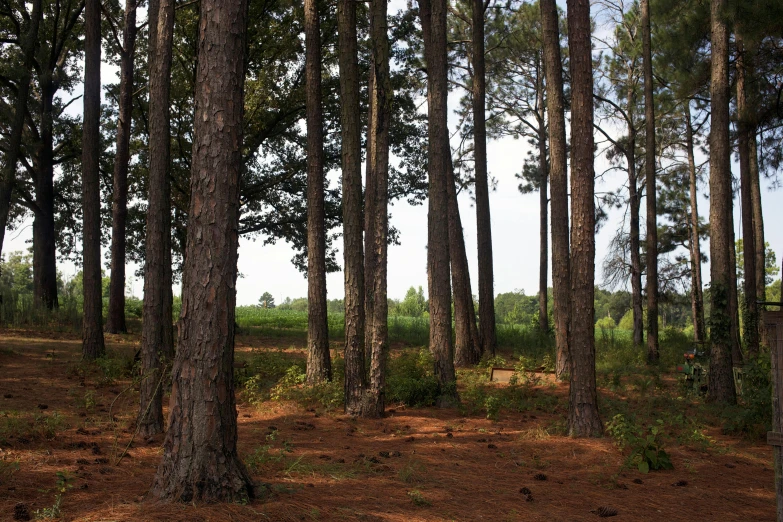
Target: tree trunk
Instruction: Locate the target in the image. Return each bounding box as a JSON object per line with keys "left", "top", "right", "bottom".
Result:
{"left": 537, "top": 70, "right": 549, "bottom": 335}
{"left": 365, "top": 0, "right": 391, "bottom": 417}
{"left": 364, "top": 69, "right": 376, "bottom": 369}
{"left": 736, "top": 33, "right": 759, "bottom": 358}
{"left": 685, "top": 105, "right": 706, "bottom": 343}
{"left": 33, "top": 79, "right": 58, "bottom": 310}
{"left": 472, "top": 0, "right": 496, "bottom": 357}
{"left": 566, "top": 0, "right": 601, "bottom": 437}
{"left": 750, "top": 134, "right": 767, "bottom": 348}
{"left": 626, "top": 86, "right": 643, "bottom": 348}
{"left": 420, "top": 0, "right": 457, "bottom": 406}
{"left": 139, "top": 0, "right": 175, "bottom": 438}
{"left": 304, "top": 0, "right": 331, "bottom": 384}
{"left": 641, "top": 0, "right": 658, "bottom": 363}
{"left": 107, "top": 0, "right": 138, "bottom": 334}
{"left": 707, "top": 0, "right": 736, "bottom": 404}
{"left": 729, "top": 215, "right": 743, "bottom": 366}
{"left": 150, "top": 0, "right": 254, "bottom": 501}
{"left": 81, "top": 0, "right": 106, "bottom": 360}
{"left": 0, "top": 0, "right": 42, "bottom": 258}
{"left": 448, "top": 157, "right": 481, "bottom": 367}
{"left": 338, "top": 0, "right": 366, "bottom": 414}
{"left": 540, "top": 0, "right": 570, "bottom": 381}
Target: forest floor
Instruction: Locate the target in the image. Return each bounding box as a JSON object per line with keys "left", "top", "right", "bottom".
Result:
{"left": 0, "top": 328, "right": 776, "bottom": 521}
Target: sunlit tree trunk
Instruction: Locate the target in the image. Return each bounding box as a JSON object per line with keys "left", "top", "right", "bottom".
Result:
{"left": 566, "top": 0, "right": 601, "bottom": 436}
{"left": 338, "top": 0, "right": 366, "bottom": 414}
{"left": 685, "top": 105, "right": 706, "bottom": 343}
{"left": 304, "top": 0, "right": 331, "bottom": 384}
{"left": 151, "top": 0, "right": 254, "bottom": 501}
{"left": 540, "top": 0, "right": 569, "bottom": 380}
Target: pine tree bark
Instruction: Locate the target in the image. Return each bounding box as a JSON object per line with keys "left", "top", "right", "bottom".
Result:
{"left": 139, "top": 0, "right": 175, "bottom": 438}
{"left": 81, "top": 0, "right": 106, "bottom": 360}
{"left": 151, "top": 0, "right": 254, "bottom": 501}
{"left": 420, "top": 0, "right": 457, "bottom": 406}
{"left": 626, "top": 86, "right": 643, "bottom": 348}
{"left": 685, "top": 105, "right": 706, "bottom": 343}
{"left": 107, "top": 0, "right": 138, "bottom": 334}
{"left": 472, "top": 0, "right": 496, "bottom": 356}
{"left": 364, "top": 70, "right": 376, "bottom": 367}
{"left": 641, "top": 0, "right": 658, "bottom": 362}
{"left": 365, "top": 0, "right": 392, "bottom": 416}
{"left": 338, "top": 0, "right": 366, "bottom": 414}
{"left": 540, "top": 0, "right": 569, "bottom": 380}
{"left": 448, "top": 157, "right": 481, "bottom": 367}
{"left": 566, "top": 0, "right": 602, "bottom": 437}
{"left": 707, "top": 0, "right": 736, "bottom": 404}
{"left": 537, "top": 75, "right": 548, "bottom": 335}
{"left": 729, "top": 216, "right": 743, "bottom": 366}
{"left": 736, "top": 33, "right": 759, "bottom": 358}
{"left": 0, "top": 0, "right": 42, "bottom": 260}
{"left": 304, "top": 0, "right": 331, "bottom": 384}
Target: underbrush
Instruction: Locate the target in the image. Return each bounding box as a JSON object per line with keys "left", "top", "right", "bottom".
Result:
{"left": 0, "top": 411, "right": 68, "bottom": 444}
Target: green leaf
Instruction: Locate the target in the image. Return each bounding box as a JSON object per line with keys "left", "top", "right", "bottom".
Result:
{"left": 638, "top": 461, "right": 650, "bottom": 474}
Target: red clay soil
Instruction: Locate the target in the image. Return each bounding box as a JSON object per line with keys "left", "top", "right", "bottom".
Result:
{"left": 0, "top": 330, "right": 776, "bottom": 521}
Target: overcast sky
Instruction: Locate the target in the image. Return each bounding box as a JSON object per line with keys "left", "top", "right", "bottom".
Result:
{"left": 4, "top": 1, "right": 781, "bottom": 305}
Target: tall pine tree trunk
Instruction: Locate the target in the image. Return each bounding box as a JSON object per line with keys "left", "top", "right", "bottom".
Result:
{"left": 749, "top": 135, "right": 767, "bottom": 347}
{"left": 626, "top": 86, "right": 643, "bottom": 348}
{"left": 0, "top": 0, "right": 42, "bottom": 259}
{"left": 139, "top": 0, "right": 175, "bottom": 438}
{"left": 540, "top": 0, "right": 569, "bottom": 380}
{"left": 365, "top": 0, "right": 391, "bottom": 416}
{"left": 420, "top": 0, "right": 457, "bottom": 406}
{"left": 449, "top": 157, "right": 481, "bottom": 367}
{"left": 472, "top": 0, "right": 496, "bottom": 356}
{"left": 707, "top": 0, "right": 736, "bottom": 404}
{"left": 81, "top": 0, "right": 106, "bottom": 360}
{"left": 736, "top": 33, "right": 759, "bottom": 358}
{"left": 107, "top": 0, "right": 138, "bottom": 334}
{"left": 304, "top": 0, "right": 331, "bottom": 384}
{"left": 729, "top": 217, "right": 743, "bottom": 366}
{"left": 566, "top": 0, "right": 601, "bottom": 436}
{"left": 685, "top": 105, "right": 706, "bottom": 343}
{"left": 641, "top": 0, "right": 658, "bottom": 362}
{"left": 537, "top": 70, "right": 548, "bottom": 335}
{"left": 151, "top": 0, "right": 254, "bottom": 501}
{"left": 338, "top": 0, "right": 366, "bottom": 415}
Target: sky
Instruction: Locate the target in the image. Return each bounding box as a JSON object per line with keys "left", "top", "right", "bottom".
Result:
{"left": 3, "top": 1, "right": 781, "bottom": 306}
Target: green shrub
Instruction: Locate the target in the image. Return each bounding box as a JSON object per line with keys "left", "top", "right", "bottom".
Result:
{"left": 606, "top": 414, "right": 673, "bottom": 473}
{"left": 722, "top": 356, "right": 772, "bottom": 439}
{"left": 387, "top": 349, "right": 440, "bottom": 407}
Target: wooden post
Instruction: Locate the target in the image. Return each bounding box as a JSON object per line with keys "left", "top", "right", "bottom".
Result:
{"left": 765, "top": 309, "right": 783, "bottom": 522}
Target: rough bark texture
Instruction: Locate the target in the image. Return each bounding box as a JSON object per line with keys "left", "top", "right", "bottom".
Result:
{"left": 728, "top": 217, "right": 743, "bottom": 366}
{"left": 540, "top": 0, "right": 569, "bottom": 380}
{"left": 537, "top": 79, "right": 549, "bottom": 335}
{"left": 107, "top": 0, "right": 138, "bottom": 334}
{"left": 641, "top": 0, "right": 658, "bottom": 363}
{"left": 364, "top": 69, "right": 376, "bottom": 368}
{"left": 472, "top": 0, "right": 496, "bottom": 357}
{"left": 0, "top": 0, "right": 42, "bottom": 260}
{"left": 420, "top": 0, "right": 457, "bottom": 406}
{"left": 566, "top": 0, "right": 602, "bottom": 437}
{"left": 736, "top": 33, "right": 759, "bottom": 359}
{"left": 151, "top": 0, "right": 254, "bottom": 501}
{"left": 338, "top": 0, "right": 366, "bottom": 415}
{"left": 448, "top": 157, "right": 481, "bottom": 367}
{"left": 685, "top": 105, "right": 706, "bottom": 343}
{"left": 626, "top": 86, "right": 643, "bottom": 348}
{"left": 81, "top": 0, "right": 106, "bottom": 360}
{"left": 707, "top": 0, "right": 736, "bottom": 404}
{"left": 365, "top": 0, "right": 391, "bottom": 416}
{"left": 139, "top": 0, "right": 175, "bottom": 438}
{"left": 32, "top": 102, "right": 58, "bottom": 312}
{"left": 304, "top": 0, "right": 331, "bottom": 384}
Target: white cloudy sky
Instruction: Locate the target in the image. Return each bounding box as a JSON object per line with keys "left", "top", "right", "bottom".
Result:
{"left": 4, "top": 1, "right": 781, "bottom": 305}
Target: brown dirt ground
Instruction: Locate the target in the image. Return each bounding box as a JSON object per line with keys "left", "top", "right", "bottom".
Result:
{"left": 0, "top": 329, "right": 776, "bottom": 521}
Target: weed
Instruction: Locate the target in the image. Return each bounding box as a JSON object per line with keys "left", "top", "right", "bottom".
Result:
{"left": 407, "top": 489, "right": 430, "bottom": 507}
{"left": 387, "top": 349, "right": 440, "bottom": 407}
{"left": 245, "top": 430, "right": 294, "bottom": 471}
{"left": 606, "top": 414, "right": 673, "bottom": 473}
{"left": 35, "top": 471, "right": 72, "bottom": 520}
{"left": 398, "top": 458, "right": 426, "bottom": 484}
{"left": 0, "top": 459, "right": 19, "bottom": 485}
